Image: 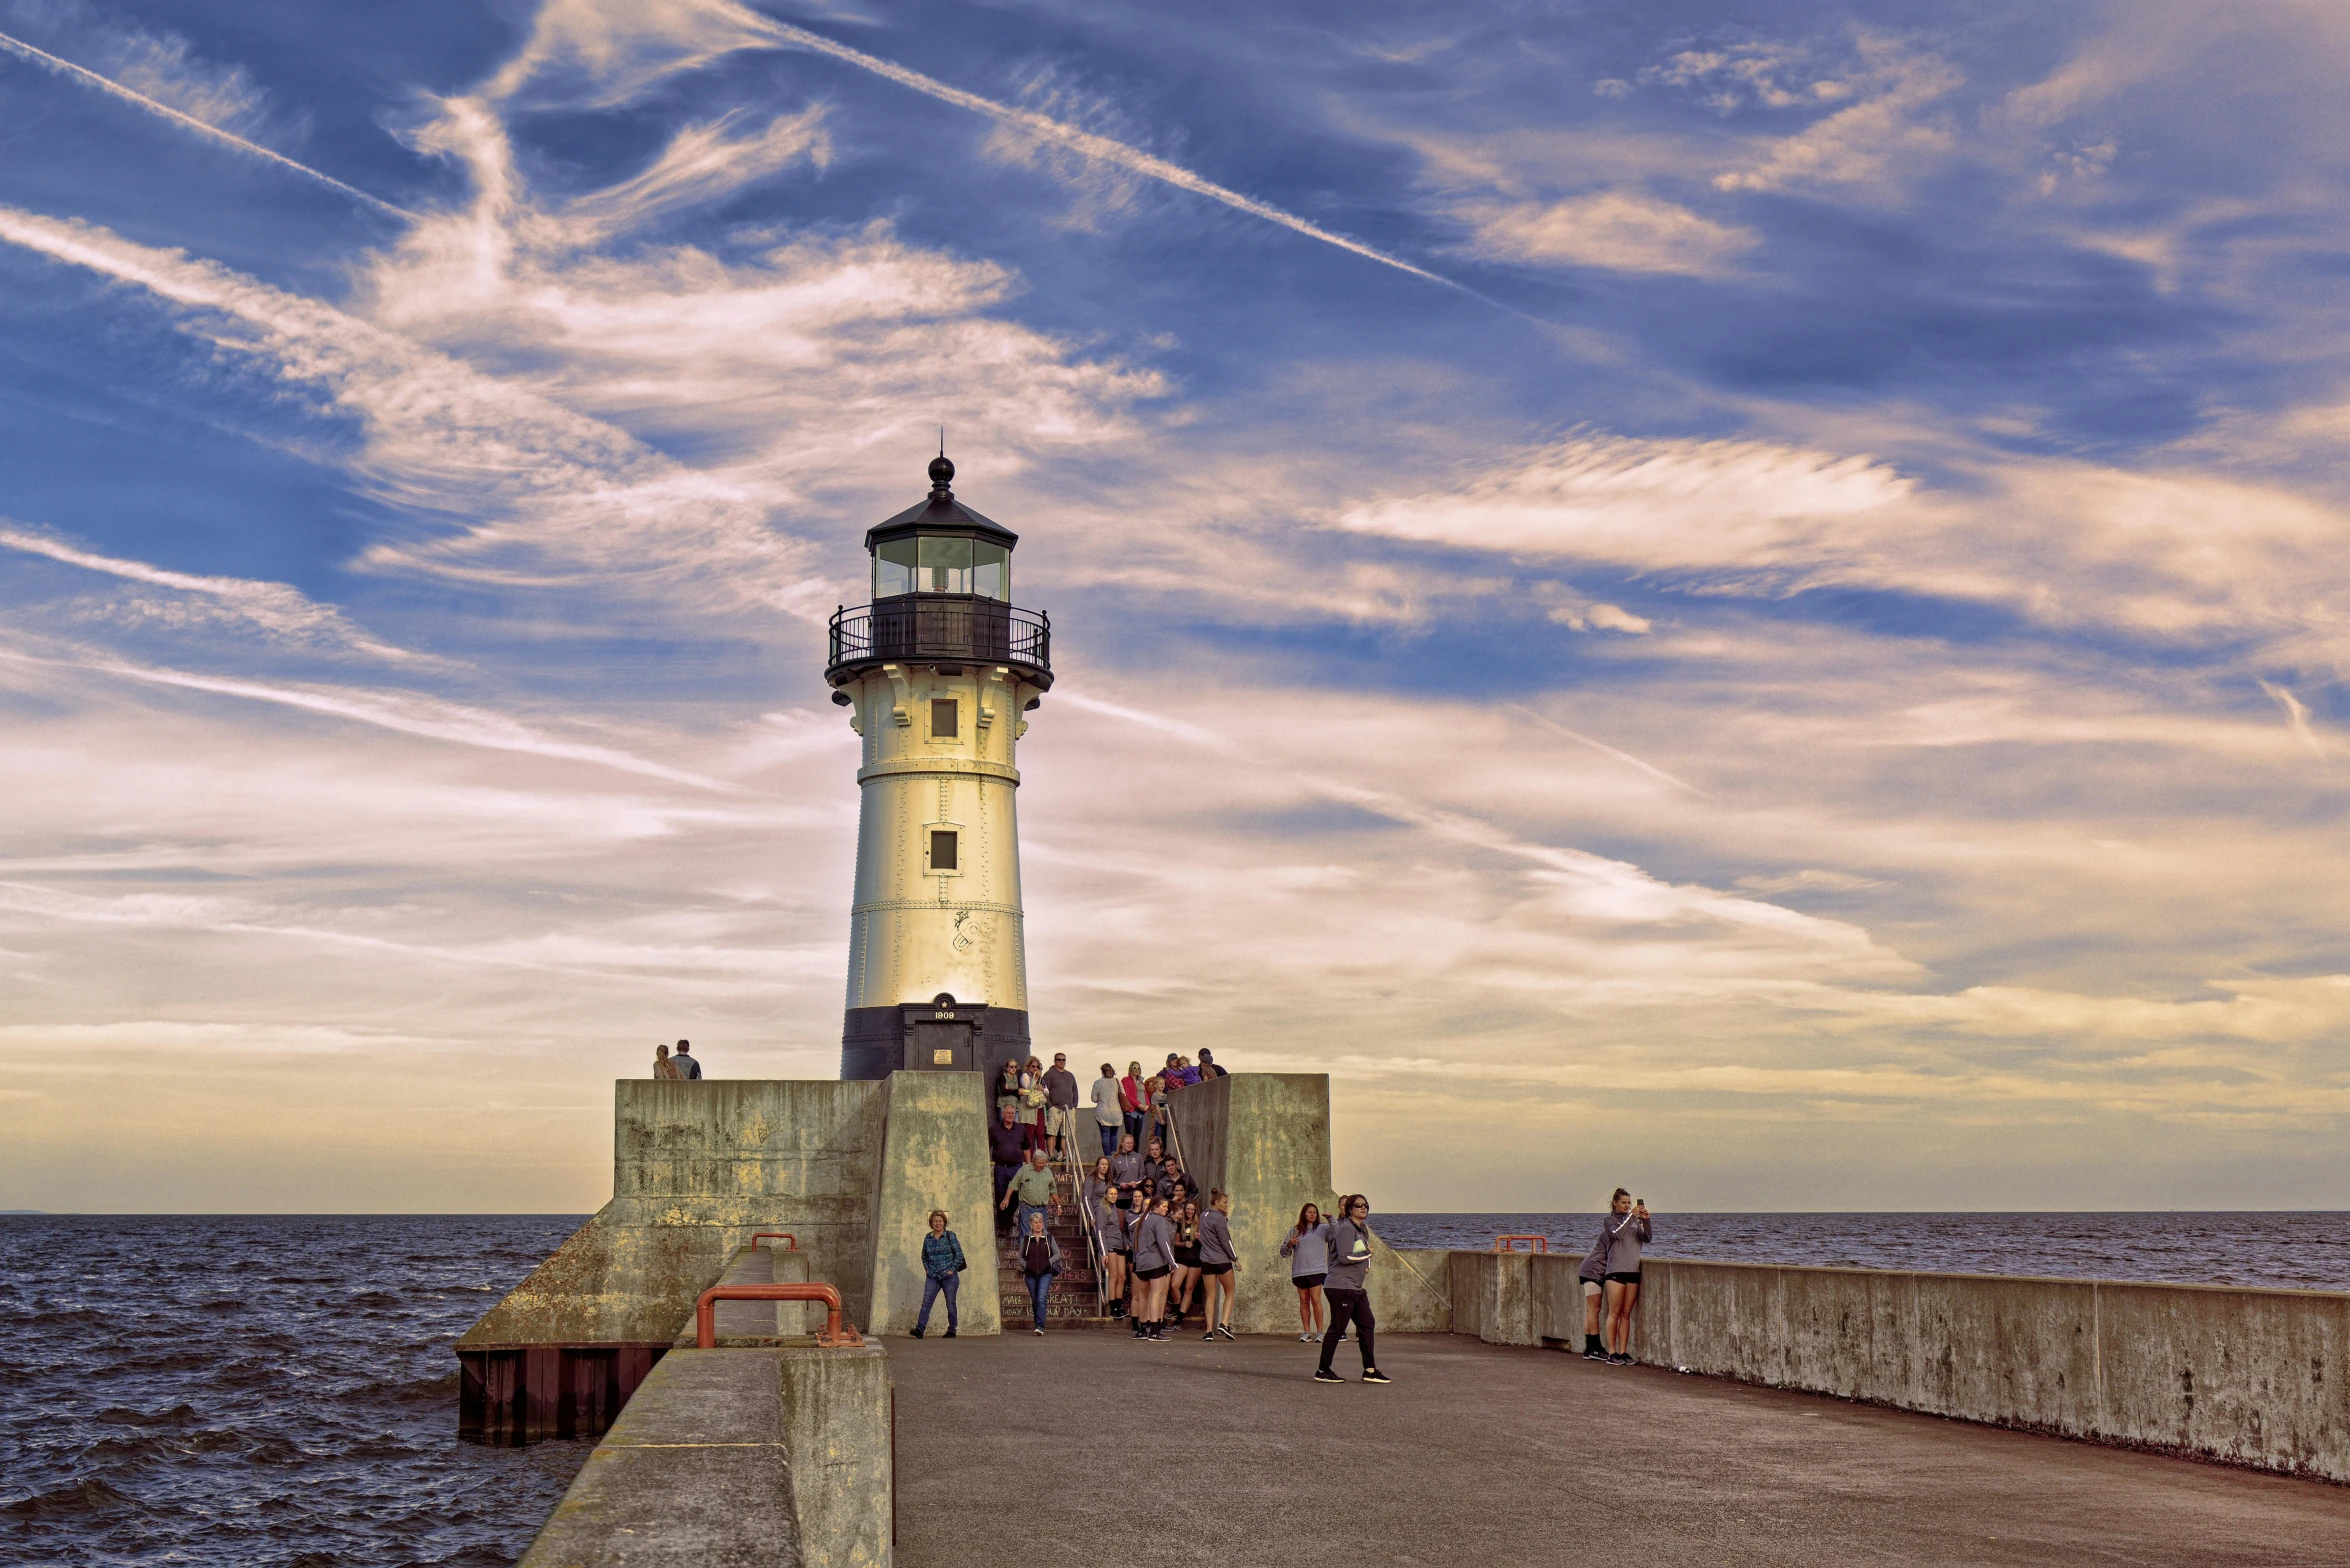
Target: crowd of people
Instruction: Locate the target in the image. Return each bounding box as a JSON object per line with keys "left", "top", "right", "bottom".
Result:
{"left": 993, "top": 1052, "right": 1229, "bottom": 1164}
{"left": 651, "top": 1042, "right": 1647, "bottom": 1374}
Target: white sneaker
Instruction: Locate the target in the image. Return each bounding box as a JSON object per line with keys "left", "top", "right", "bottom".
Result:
{"left": 1298, "top": 1332, "right": 1314, "bottom": 1342}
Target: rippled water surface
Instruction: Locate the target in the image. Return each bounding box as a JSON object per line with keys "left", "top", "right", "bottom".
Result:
{"left": 1377, "top": 1211, "right": 2350, "bottom": 1291}
{"left": 11, "top": 1210, "right": 2348, "bottom": 1565}
{"left": 1, "top": 1215, "right": 590, "bottom": 1568}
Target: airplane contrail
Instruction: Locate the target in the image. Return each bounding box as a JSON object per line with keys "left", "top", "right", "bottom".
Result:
{"left": 1512, "top": 704, "right": 1716, "bottom": 799}
{"left": 0, "top": 28, "right": 411, "bottom": 221}
{"left": 760, "top": 17, "right": 1475, "bottom": 298}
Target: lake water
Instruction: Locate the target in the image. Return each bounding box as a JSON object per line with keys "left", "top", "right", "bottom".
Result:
{"left": 8, "top": 1209, "right": 2346, "bottom": 1565}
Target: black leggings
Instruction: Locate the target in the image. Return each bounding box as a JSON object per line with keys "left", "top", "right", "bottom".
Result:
{"left": 1319, "top": 1287, "right": 1375, "bottom": 1372}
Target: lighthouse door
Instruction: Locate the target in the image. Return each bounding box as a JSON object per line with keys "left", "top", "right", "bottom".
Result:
{"left": 907, "top": 1018, "right": 975, "bottom": 1072}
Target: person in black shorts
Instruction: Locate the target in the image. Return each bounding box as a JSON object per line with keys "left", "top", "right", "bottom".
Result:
{"left": 1198, "top": 1188, "right": 1239, "bottom": 1340}
{"left": 1170, "top": 1200, "right": 1203, "bottom": 1326}
{"left": 1599, "top": 1188, "right": 1652, "bottom": 1365}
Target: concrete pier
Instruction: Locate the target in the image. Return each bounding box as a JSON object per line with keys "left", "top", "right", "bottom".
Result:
{"left": 889, "top": 1331, "right": 2350, "bottom": 1567}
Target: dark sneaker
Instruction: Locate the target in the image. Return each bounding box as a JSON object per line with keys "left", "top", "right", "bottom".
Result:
{"left": 1312, "top": 1368, "right": 1345, "bottom": 1384}
{"left": 1361, "top": 1369, "right": 1392, "bottom": 1384}
{"left": 1203, "top": 1330, "right": 1218, "bottom": 1341}
{"left": 909, "top": 1327, "right": 924, "bottom": 1339}
{"left": 942, "top": 1329, "right": 956, "bottom": 1338}
{"left": 1611, "top": 1353, "right": 1635, "bottom": 1366}
{"left": 1582, "top": 1347, "right": 1607, "bottom": 1361}
{"left": 1216, "top": 1325, "right": 1236, "bottom": 1341}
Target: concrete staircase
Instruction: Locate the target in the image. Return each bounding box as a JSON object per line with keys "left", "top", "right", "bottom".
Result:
{"left": 996, "top": 1164, "right": 1120, "bottom": 1330}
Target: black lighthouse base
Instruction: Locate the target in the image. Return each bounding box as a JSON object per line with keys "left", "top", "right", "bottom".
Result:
{"left": 841, "top": 1000, "right": 1031, "bottom": 1084}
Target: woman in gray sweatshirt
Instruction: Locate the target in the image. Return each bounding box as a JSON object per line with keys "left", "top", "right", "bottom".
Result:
{"left": 1598, "top": 1189, "right": 1652, "bottom": 1365}
{"left": 1128, "top": 1195, "right": 1178, "bottom": 1342}
{"left": 1313, "top": 1195, "right": 1388, "bottom": 1384}
{"left": 1197, "top": 1189, "right": 1240, "bottom": 1341}
{"left": 1280, "top": 1202, "right": 1330, "bottom": 1342}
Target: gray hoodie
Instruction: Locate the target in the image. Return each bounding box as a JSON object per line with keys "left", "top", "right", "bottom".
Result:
{"left": 1324, "top": 1217, "right": 1374, "bottom": 1291}
{"left": 1130, "top": 1212, "right": 1177, "bottom": 1272}
{"left": 1602, "top": 1210, "right": 1652, "bottom": 1275}
{"left": 1197, "top": 1208, "right": 1237, "bottom": 1267}
{"left": 1281, "top": 1220, "right": 1331, "bottom": 1278}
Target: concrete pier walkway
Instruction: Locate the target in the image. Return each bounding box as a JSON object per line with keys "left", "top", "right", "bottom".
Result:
{"left": 891, "top": 1332, "right": 2350, "bottom": 1566}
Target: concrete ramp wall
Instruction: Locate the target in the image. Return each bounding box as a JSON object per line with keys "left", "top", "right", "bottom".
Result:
{"left": 464, "top": 1079, "right": 889, "bottom": 1353}
{"left": 1632, "top": 1257, "right": 2350, "bottom": 1482}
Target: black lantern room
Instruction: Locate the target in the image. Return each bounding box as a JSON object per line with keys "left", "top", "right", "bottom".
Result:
{"left": 825, "top": 455, "right": 1052, "bottom": 692}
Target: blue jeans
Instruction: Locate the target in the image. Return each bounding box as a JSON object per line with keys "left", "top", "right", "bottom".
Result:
{"left": 1026, "top": 1271, "right": 1052, "bottom": 1330}
{"left": 1098, "top": 1122, "right": 1121, "bottom": 1158}
{"left": 1123, "top": 1111, "right": 1145, "bottom": 1144}
{"left": 1016, "top": 1203, "right": 1050, "bottom": 1241}
{"left": 917, "top": 1272, "right": 959, "bottom": 1333}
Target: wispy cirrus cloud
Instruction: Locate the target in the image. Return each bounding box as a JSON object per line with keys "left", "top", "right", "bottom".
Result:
{"left": 0, "top": 523, "right": 433, "bottom": 663}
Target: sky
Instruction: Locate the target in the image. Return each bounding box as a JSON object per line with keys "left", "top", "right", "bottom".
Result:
{"left": 2, "top": 0, "right": 2347, "bottom": 1214}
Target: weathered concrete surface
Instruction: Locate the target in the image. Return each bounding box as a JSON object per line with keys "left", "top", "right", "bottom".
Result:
{"left": 522, "top": 1343, "right": 893, "bottom": 1568}
{"left": 890, "top": 1331, "right": 2350, "bottom": 1567}
{"left": 773, "top": 1344, "right": 892, "bottom": 1568}
{"left": 669, "top": 1245, "right": 817, "bottom": 1345}
{"left": 1629, "top": 1256, "right": 2350, "bottom": 1482}
{"left": 1448, "top": 1248, "right": 1541, "bottom": 1345}
{"left": 864, "top": 1071, "right": 999, "bottom": 1338}
{"left": 1166, "top": 1074, "right": 1447, "bottom": 1333}
{"left": 462, "top": 1080, "right": 887, "bottom": 1350}
{"left": 519, "top": 1348, "right": 798, "bottom": 1568}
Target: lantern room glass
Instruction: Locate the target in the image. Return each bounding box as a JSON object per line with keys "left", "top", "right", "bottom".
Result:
{"left": 973, "top": 542, "right": 1008, "bottom": 600}
{"left": 874, "top": 537, "right": 917, "bottom": 599}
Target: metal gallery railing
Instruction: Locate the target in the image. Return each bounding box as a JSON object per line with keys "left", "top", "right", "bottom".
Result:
{"left": 826, "top": 596, "right": 1050, "bottom": 679}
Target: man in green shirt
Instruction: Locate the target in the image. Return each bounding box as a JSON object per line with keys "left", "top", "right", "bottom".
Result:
{"left": 999, "top": 1147, "right": 1058, "bottom": 1241}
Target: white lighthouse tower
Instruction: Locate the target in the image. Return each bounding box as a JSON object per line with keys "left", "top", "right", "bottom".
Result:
{"left": 827, "top": 453, "right": 1052, "bottom": 1082}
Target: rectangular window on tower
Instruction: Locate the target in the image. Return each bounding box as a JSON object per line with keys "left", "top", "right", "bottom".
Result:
{"left": 929, "top": 829, "right": 959, "bottom": 872}
{"left": 931, "top": 698, "right": 959, "bottom": 738}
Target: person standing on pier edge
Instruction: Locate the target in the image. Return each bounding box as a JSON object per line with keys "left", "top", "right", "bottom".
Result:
{"left": 1119, "top": 1061, "right": 1147, "bottom": 1146}
{"left": 1282, "top": 1202, "right": 1330, "bottom": 1342}
{"left": 652, "top": 1043, "right": 682, "bottom": 1081}
{"left": 671, "top": 1040, "right": 701, "bottom": 1079}
{"left": 1196, "top": 1048, "right": 1226, "bottom": 1079}
{"left": 1091, "top": 1062, "right": 1125, "bottom": 1158}
{"left": 913, "top": 1210, "right": 966, "bottom": 1339}
{"left": 1314, "top": 1195, "right": 1389, "bottom": 1384}
{"left": 1198, "top": 1189, "right": 1239, "bottom": 1341}
{"left": 1019, "top": 1209, "right": 1062, "bottom": 1334}
{"left": 1015, "top": 1055, "right": 1048, "bottom": 1155}
{"left": 1043, "top": 1052, "right": 1080, "bottom": 1161}
{"left": 1577, "top": 1219, "right": 1609, "bottom": 1361}
{"left": 1599, "top": 1189, "right": 1652, "bottom": 1365}
{"left": 989, "top": 1107, "right": 1027, "bottom": 1234}
{"left": 1130, "top": 1194, "right": 1177, "bottom": 1342}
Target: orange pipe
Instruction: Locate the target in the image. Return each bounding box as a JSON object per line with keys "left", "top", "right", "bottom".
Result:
{"left": 752, "top": 1232, "right": 799, "bottom": 1250}
{"left": 695, "top": 1282, "right": 863, "bottom": 1349}
{"left": 1494, "top": 1234, "right": 1549, "bottom": 1253}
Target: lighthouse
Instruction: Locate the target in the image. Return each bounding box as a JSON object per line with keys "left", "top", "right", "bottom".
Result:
{"left": 827, "top": 454, "right": 1052, "bottom": 1082}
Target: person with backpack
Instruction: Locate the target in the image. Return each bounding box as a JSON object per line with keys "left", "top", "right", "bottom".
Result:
{"left": 912, "top": 1209, "right": 967, "bottom": 1339}
{"left": 1312, "top": 1194, "right": 1389, "bottom": 1384}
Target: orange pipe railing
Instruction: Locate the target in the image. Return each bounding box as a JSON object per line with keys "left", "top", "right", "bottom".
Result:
{"left": 1494, "top": 1234, "right": 1549, "bottom": 1253}
{"left": 695, "top": 1282, "right": 863, "bottom": 1349}
{"left": 752, "top": 1232, "right": 799, "bottom": 1250}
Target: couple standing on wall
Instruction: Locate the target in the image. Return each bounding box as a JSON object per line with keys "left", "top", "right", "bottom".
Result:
{"left": 651, "top": 1040, "right": 701, "bottom": 1080}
